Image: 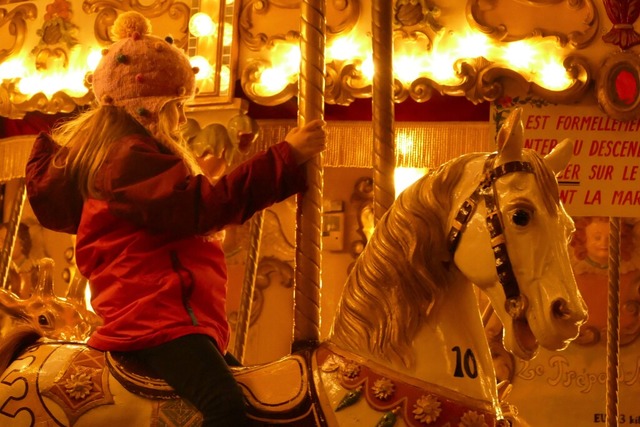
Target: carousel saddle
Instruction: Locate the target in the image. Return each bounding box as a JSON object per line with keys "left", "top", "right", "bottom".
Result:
{"left": 233, "top": 351, "right": 321, "bottom": 422}
{"left": 106, "top": 349, "right": 320, "bottom": 421}
{"left": 106, "top": 351, "right": 178, "bottom": 399}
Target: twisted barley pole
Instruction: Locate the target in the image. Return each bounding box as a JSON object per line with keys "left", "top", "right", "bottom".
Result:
{"left": 606, "top": 217, "right": 621, "bottom": 427}
{"left": 293, "top": 0, "right": 325, "bottom": 351}
{"left": 0, "top": 180, "right": 26, "bottom": 289}
{"left": 372, "top": 0, "right": 395, "bottom": 222}
{"left": 232, "top": 211, "right": 265, "bottom": 364}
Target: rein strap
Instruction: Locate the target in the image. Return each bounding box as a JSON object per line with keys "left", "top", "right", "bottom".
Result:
{"left": 447, "top": 154, "right": 534, "bottom": 318}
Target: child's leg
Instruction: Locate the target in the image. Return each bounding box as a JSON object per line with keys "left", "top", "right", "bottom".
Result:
{"left": 130, "top": 334, "right": 248, "bottom": 427}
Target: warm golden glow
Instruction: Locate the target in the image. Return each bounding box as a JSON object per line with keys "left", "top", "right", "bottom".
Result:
{"left": 189, "top": 12, "right": 217, "bottom": 38}
{"left": 85, "top": 284, "right": 94, "bottom": 313}
{"left": 395, "top": 167, "right": 428, "bottom": 197}
{"left": 255, "top": 27, "right": 573, "bottom": 94}
{"left": 6, "top": 45, "right": 95, "bottom": 98}
{"left": 191, "top": 55, "right": 214, "bottom": 80}
{"left": 396, "top": 132, "right": 415, "bottom": 157}
{"left": 257, "top": 67, "right": 290, "bottom": 95}
{"left": 455, "top": 32, "right": 491, "bottom": 59}
{"left": 223, "top": 22, "right": 234, "bottom": 46}
{"left": 537, "top": 59, "right": 572, "bottom": 90}
{"left": 327, "top": 35, "right": 366, "bottom": 62}
{"left": 253, "top": 42, "right": 301, "bottom": 96}
{"left": 220, "top": 64, "right": 230, "bottom": 92}
{"left": 359, "top": 55, "right": 374, "bottom": 81}
{"left": 503, "top": 41, "right": 537, "bottom": 70}
{"left": 86, "top": 48, "right": 104, "bottom": 71}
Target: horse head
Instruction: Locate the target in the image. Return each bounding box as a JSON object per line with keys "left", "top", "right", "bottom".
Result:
{"left": 452, "top": 107, "right": 587, "bottom": 360}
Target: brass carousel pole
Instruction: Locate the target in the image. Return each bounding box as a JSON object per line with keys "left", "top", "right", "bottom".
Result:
{"left": 371, "top": 0, "right": 395, "bottom": 223}
{"left": 292, "top": 0, "right": 325, "bottom": 351}
{"left": 0, "top": 180, "right": 26, "bottom": 290}
{"left": 606, "top": 217, "right": 621, "bottom": 427}
{"left": 231, "top": 211, "right": 265, "bottom": 363}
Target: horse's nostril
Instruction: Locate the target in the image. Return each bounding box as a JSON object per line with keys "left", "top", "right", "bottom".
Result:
{"left": 552, "top": 299, "right": 571, "bottom": 320}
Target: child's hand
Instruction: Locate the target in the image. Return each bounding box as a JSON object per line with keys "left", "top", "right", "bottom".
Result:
{"left": 285, "top": 119, "right": 327, "bottom": 164}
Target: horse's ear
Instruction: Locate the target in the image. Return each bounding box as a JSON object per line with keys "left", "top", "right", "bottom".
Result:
{"left": 495, "top": 107, "right": 524, "bottom": 163}
{"left": 544, "top": 138, "right": 573, "bottom": 175}
{"left": 33, "top": 258, "right": 56, "bottom": 297}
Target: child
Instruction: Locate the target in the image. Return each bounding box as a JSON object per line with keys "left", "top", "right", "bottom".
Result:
{"left": 25, "top": 11, "right": 325, "bottom": 426}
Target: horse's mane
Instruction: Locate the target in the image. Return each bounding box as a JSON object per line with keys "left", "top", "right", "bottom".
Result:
{"left": 329, "top": 153, "right": 484, "bottom": 367}
{"left": 328, "top": 148, "right": 561, "bottom": 368}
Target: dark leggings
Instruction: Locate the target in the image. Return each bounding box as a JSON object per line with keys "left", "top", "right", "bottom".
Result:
{"left": 129, "top": 334, "right": 248, "bottom": 427}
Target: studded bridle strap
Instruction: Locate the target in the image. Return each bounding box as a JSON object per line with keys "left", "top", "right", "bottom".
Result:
{"left": 447, "top": 154, "right": 534, "bottom": 318}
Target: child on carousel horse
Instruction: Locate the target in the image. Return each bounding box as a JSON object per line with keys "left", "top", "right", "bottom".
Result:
{"left": 25, "top": 11, "right": 326, "bottom": 426}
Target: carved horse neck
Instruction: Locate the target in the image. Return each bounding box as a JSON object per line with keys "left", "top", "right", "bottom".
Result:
{"left": 357, "top": 277, "right": 499, "bottom": 406}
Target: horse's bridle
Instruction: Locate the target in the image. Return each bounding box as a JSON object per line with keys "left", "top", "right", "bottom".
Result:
{"left": 447, "top": 154, "right": 534, "bottom": 320}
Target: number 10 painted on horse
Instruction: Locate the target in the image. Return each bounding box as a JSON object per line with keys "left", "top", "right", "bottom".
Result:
{"left": 0, "top": 108, "right": 586, "bottom": 426}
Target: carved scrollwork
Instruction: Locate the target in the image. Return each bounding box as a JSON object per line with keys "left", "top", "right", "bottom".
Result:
{"left": 326, "top": 60, "right": 371, "bottom": 105}
{"left": 394, "top": 0, "right": 442, "bottom": 32}
{"left": 0, "top": 3, "right": 37, "bottom": 64}
{"left": 239, "top": 0, "right": 361, "bottom": 52}
{"left": 0, "top": 81, "right": 94, "bottom": 119}
{"left": 466, "top": 0, "right": 599, "bottom": 49}
{"left": 241, "top": 58, "right": 298, "bottom": 106}
{"left": 458, "top": 54, "right": 591, "bottom": 104}
{"left": 239, "top": 1, "right": 298, "bottom": 52}
{"left": 83, "top": 0, "right": 190, "bottom": 48}
{"left": 327, "top": 0, "right": 361, "bottom": 37}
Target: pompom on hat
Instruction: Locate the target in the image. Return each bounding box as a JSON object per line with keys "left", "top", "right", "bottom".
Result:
{"left": 89, "top": 11, "right": 198, "bottom": 136}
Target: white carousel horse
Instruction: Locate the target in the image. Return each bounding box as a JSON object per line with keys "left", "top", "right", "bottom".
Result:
{"left": 0, "top": 108, "right": 586, "bottom": 427}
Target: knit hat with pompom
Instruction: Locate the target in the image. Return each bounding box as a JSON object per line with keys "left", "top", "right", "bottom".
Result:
{"left": 90, "top": 11, "right": 198, "bottom": 137}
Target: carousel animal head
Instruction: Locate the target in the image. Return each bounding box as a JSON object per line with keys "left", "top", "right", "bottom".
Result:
{"left": 0, "top": 257, "right": 100, "bottom": 341}
{"left": 330, "top": 107, "right": 587, "bottom": 366}
{"left": 452, "top": 108, "right": 587, "bottom": 360}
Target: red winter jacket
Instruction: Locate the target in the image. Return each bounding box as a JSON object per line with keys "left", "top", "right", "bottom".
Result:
{"left": 26, "top": 132, "right": 307, "bottom": 353}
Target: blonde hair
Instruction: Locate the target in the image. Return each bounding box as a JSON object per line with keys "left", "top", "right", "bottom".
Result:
{"left": 52, "top": 102, "right": 200, "bottom": 199}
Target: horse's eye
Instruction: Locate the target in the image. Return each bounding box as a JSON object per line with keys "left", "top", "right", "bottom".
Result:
{"left": 38, "top": 315, "right": 49, "bottom": 326}
{"left": 512, "top": 209, "right": 531, "bottom": 226}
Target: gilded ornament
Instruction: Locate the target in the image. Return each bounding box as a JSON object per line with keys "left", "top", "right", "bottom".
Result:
{"left": 371, "top": 377, "right": 395, "bottom": 400}
{"left": 395, "top": 0, "right": 425, "bottom": 27}
{"left": 341, "top": 361, "right": 361, "bottom": 379}
{"left": 459, "top": 410, "right": 489, "bottom": 427}
{"left": 412, "top": 394, "right": 442, "bottom": 424}
{"left": 64, "top": 368, "right": 95, "bottom": 400}
{"left": 32, "top": 0, "right": 79, "bottom": 53}
{"left": 320, "top": 354, "right": 342, "bottom": 372}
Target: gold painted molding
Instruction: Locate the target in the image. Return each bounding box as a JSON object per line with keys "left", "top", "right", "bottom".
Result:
{"left": 0, "top": 0, "right": 236, "bottom": 118}
{"left": 466, "top": 0, "right": 599, "bottom": 49}
{"left": 239, "top": 0, "right": 596, "bottom": 107}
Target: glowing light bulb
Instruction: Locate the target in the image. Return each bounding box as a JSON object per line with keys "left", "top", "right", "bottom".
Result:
{"left": 328, "top": 36, "right": 360, "bottom": 61}
{"left": 223, "top": 23, "right": 233, "bottom": 46}
{"left": 190, "top": 56, "right": 213, "bottom": 80}
{"left": 456, "top": 32, "right": 490, "bottom": 59}
{"left": 503, "top": 41, "right": 536, "bottom": 70}
{"left": 360, "top": 55, "right": 374, "bottom": 81}
{"left": 395, "top": 55, "right": 423, "bottom": 84}
{"left": 395, "top": 167, "right": 428, "bottom": 198}
{"left": 538, "top": 60, "right": 571, "bottom": 90}
{"left": 87, "top": 48, "right": 103, "bottom": 70}
{"left": 220, "top": 65, "right": 230, "bottom": 92}
{"left": 189, "top": 13, "right": 217, "bottom": 38}
{"left": 258, "top": 67, "right": 289, "bottom": 95}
